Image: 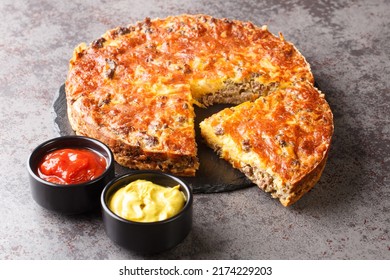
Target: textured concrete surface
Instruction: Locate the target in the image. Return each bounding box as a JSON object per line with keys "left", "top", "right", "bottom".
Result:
{"left": 0, "top": 0, "right": 389, "bottom": 259}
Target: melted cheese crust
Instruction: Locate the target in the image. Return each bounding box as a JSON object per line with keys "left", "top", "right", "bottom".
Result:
{"left": 65, "top": 14, "right": 325, "bottom": 177}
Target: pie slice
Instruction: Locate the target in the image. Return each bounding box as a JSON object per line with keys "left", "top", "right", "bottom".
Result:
{"left": 200, "top": 82, "right": 333, "bottom": 206}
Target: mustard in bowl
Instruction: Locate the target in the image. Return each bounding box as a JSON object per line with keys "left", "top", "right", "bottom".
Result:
{"left": 108, "top": 179, "right": 186, "bottom": 223}
{"left": 101, "top": 171, "right": 193, "bottom": 254}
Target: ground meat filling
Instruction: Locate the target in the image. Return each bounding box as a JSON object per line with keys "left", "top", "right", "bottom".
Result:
{"left": 198, "top": 76, "right": 278, "bottom": 106}
{"left": 241, "top": 164, "right": 275, "bottom": 194}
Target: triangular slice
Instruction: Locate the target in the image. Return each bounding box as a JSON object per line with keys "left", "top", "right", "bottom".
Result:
{"left": 200, "top": 82, "right": 333, "bottom": 206}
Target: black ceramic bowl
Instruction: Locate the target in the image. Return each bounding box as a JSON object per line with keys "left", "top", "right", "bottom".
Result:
{"left": 28, "top": 136, "right": 115, "bottom": 214}
{"left": 101, "top": 171, "right": 193, "bottom": 254}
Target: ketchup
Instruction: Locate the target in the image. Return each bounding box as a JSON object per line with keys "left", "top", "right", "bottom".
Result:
{"left": 38, "top": 148, "right": 107, "bottom": 185}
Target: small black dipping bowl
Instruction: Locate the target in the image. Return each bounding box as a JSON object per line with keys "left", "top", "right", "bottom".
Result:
{"left": 28, "top": 136, "right": 115, "bottom": 214}
{"left": 101, "top": 171, "right": 193, "bottom": 254}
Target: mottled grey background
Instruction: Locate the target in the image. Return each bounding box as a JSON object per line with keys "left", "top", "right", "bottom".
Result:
{"left": 0, "top": 0, "right": 389, "bottom": 259}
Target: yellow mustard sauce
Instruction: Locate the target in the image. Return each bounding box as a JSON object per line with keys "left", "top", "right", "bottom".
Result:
{"left": 108, "top": 179, "right": 186, "bottom": 222}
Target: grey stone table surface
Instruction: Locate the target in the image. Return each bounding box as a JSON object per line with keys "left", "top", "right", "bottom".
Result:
{"left": 0, "top": 0, "right": 389, "bottom": 260}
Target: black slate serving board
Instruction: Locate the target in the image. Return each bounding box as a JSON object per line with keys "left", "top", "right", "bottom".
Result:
{"left": 53, "top": 84, "right": 254, "bottom": 193}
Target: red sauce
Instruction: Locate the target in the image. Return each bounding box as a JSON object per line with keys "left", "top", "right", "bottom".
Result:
{"left": 38, "top": 148, "right": 107, "bottom": 185}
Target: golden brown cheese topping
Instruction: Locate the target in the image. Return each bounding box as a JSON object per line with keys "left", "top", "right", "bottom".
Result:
{"left": 67, "top": 15, "right": 312, "bottom": 93}
{"left": 65, "top": 14, "right": 329, "bottom": 180}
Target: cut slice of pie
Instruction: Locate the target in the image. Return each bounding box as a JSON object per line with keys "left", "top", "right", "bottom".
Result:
{"left": 200, "top": 82, "right": 333, "bottom": 206}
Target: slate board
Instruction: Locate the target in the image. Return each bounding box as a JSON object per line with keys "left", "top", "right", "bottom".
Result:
{"left": 53, "top": 85, "right": 254, "bottom": 193}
